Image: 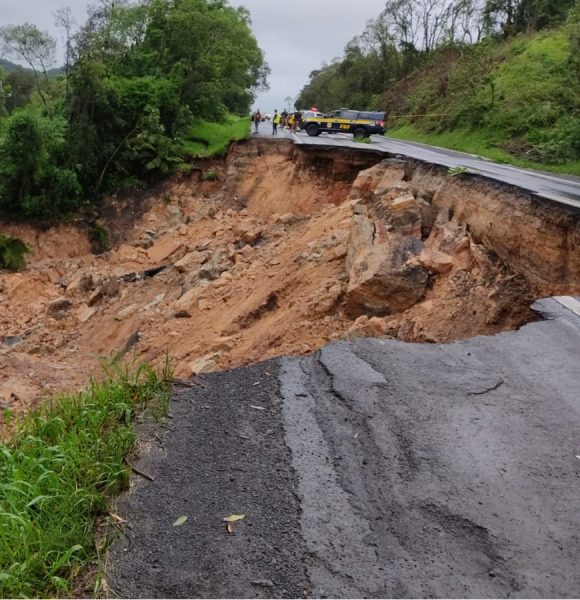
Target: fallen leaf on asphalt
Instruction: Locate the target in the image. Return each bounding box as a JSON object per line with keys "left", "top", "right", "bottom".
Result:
{"left": 223, "top": 514, "right": 246, "bottom": 523}
{"left": 224, "top": 514, "right": 246, "bottom": 534}
{"left": 252, "top": 381, "right": 261, "bottom": 386}
{"left": 249, "top": 405, "right": 266, "bottom": 411}
{"left": 173, "top": 516, "right": 188, "bottom": 527}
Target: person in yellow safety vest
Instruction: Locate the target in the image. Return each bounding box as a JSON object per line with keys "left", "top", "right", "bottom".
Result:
{"left": 272, "top": 110, "right": 281, "bottom": 135}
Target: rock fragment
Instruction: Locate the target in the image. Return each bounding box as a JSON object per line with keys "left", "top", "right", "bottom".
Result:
{"left": 47, "top": 298, "right": 73, "bottom": 320}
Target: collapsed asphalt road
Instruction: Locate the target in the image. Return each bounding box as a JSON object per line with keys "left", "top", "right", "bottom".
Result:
{"left": 255, "top": 127, "right": 580, "bottom": 208}
{"left": 107, "top": 298, "right": 580, "bottom": 599}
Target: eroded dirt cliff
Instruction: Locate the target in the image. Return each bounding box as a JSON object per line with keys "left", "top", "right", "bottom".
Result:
{"left": 1, "top": 140, "right": 578, "bottom": 422}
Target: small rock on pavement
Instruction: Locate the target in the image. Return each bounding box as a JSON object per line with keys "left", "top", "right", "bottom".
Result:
{"left": 189, "top": 352, "right": 222, "bottom": 376}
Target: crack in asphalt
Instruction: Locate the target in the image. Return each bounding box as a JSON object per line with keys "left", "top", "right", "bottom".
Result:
{"left": 468, "top": 379, "right": 506, "bottom": 395}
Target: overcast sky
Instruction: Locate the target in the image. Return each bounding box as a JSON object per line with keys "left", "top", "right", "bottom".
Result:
{"left": 0, "top": 0, "right": 386, "bottom": 111}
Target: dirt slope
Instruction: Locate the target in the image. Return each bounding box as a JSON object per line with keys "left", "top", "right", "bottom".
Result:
{"left": 1, "top": 140, "right": 577, "bottom": 422}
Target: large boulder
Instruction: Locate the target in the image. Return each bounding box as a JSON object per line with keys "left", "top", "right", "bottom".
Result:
{"left": 235, "top": 221, "right": 263, "bottom": 245}
{"left": 349, "top": 160, "right": 406, "bottom": 202}
{"left": 423, "top": 212, "right": 474, "bottom": 272}
{"left": 346, "top": 214, "right": 428, "bottom": 316}
{"left": 378, "top": 191, "right": 422, "bottom": 238}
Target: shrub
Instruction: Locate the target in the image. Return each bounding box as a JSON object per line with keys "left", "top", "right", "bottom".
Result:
{"left": 0, "top": 234, "right": 31, "bottom": 270}
{"left": 0, "top": 109, "right": 82, "bottom": 221}
{"left": 201, "top": 169, "right": 220, "bottom": 182}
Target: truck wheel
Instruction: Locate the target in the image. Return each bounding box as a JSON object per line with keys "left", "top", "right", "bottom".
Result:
{"left": 306, "top": 123, "right": 320, "bottom": 137}
{"left": 353, "top": 127, "right": 367, "bottom": 139}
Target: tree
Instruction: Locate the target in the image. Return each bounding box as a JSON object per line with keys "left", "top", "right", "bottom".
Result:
{"left": 483, "top": 0, "right": 575, "bottom": 35}
{"left": 66, "top": 0, "right": 267, "bottom": 194}
{"left": 4, "top": 69, "right": 36, "bottom": 112}
{"left": 0, "top": 24, "right": 56, "bottom": 108}
{"left": 0, "top": 109, "right": 81, "bottom": 219}
{"left": 567, "top": 0, "right": 580, "bottom": 75}
{"left": 0, "top": 0, "right": 269, "bottom": 220}
{"left": 54, "top": 7, "right": 77, "bottom": 95}
{"left": 0, "top": 66, "right": 6, "bottom": 116}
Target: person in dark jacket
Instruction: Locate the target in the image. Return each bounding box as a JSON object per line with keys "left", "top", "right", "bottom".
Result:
{"left": 291, "top": 110, "right": 302, "bottom": 133}
{"left": 253, "top": 109, "right": 262, "bottom": 133}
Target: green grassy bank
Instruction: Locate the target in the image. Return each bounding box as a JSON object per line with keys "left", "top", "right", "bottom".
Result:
{"left": 184, "top": 114, "right": 251, "bottom": 158}
{"left": 385, "top": 29, "right": 580, "bottom": 176}
{"left": 387, "top": 124, "right": 580, "bottom": 176}
{"left": 0, "top": 361, "right": 171, "bottom": 598}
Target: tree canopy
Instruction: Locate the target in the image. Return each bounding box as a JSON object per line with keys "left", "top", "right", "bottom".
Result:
{"left": 296, "top": 0, "right": 576, "bottom": 112}
{"left": 0, "top": 0, "right": 267, "bottom": 221}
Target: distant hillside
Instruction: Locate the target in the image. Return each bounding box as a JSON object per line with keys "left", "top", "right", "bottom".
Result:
{"left": 0, "top": 58, "right": 25, "bottom": 73}
{"left": 0, "top": 57, "right": 65, "bottom": 78}
{"left": 385, "top": 30, "right": 580, "bottom": 171}
{"left": 297, "top": 0, "right": 580, "bottom": 174}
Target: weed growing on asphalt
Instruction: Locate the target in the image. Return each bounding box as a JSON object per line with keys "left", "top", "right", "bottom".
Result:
{"left": 448, "top": 166, "right": 468, "bottom": 177}
{"left": 0, "top": 359, "right": 172, "bottom": 598}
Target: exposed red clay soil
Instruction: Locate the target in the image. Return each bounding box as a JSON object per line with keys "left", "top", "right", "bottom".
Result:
{"left": 1, "top": 139, "right": 579, "bottom": 425}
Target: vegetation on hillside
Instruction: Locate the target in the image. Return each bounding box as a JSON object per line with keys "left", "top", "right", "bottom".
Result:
{"left": 0, "top": 360, "right": 171, "bottom": 598}
{"left": 0, "top": 0, "right": 266, "bottom": 222}
{"left": 0, "top": 233, "right": 30, "bottom": 270}
{"left": 184, "top": 115, "right": 252, "bottom": 158}
{"left": 297, "top": 0, "right": 580, "bottom": 169}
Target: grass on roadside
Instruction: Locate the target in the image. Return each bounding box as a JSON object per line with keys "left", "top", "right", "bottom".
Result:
{"left": 388, "top": 124, "right": 580, "bottom": 177}
{"left": 183, "top": 114, "right": 251, "bottom": 158}
{"left": 0, "top": 359, "right": 172, "bottom": 598}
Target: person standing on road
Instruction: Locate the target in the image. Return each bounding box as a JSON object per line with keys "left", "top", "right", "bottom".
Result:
{"left": 272, "top": 110, "right": 281, "bottom": 135}
{"left": 291, "top": 110, "right": 302, "bottom": 133}
{"left": 253, "top": 109, "right": 262, "bottom": 134}
{"left": 281, "top": 109, "right": 289, "bottom": 129}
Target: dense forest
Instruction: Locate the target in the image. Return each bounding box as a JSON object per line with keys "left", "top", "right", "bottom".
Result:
{"left": 297, "top": 0, "right": 580, "bottom": 167}
{"left": 0, "top": 0, "right": 267, "bottom": 222}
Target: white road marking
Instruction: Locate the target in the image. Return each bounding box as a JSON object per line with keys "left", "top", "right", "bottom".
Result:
{"left": 554, "top": 296, "right": 580, "bottom": 317}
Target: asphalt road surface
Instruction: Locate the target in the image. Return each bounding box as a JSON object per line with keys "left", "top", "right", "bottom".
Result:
{"left": 108, "top": 297, "right": 580, "bottom": 598}
{"left": 252, "top": 125, "right": 580, "bottom": 209}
